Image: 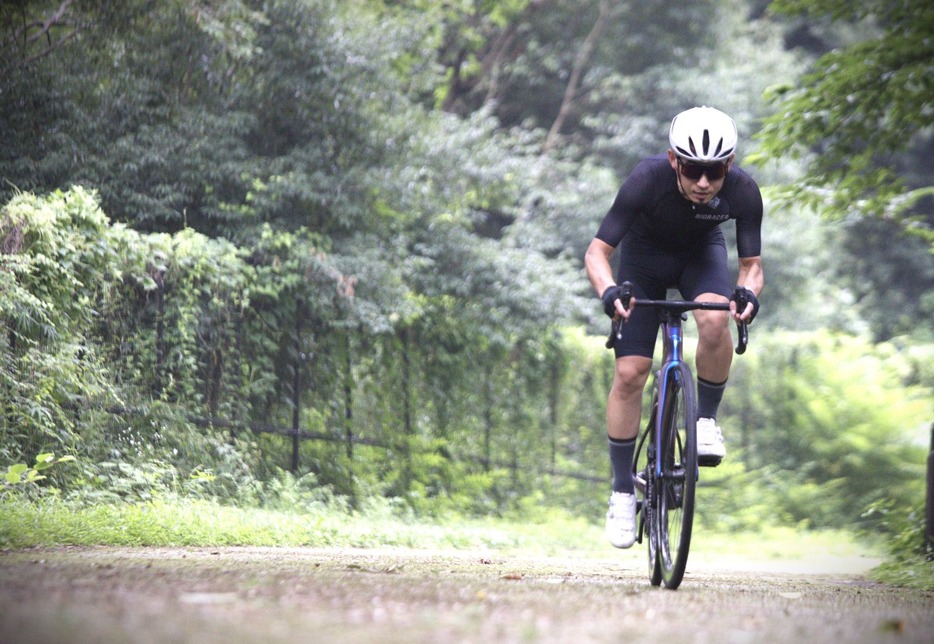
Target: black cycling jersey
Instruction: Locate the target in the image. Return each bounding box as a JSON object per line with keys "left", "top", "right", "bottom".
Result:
{"left": 595, "top": 155, "right": 763, "bottom": 359}
{"left": 595, "top": 155, "right": 762, "bottom": 258}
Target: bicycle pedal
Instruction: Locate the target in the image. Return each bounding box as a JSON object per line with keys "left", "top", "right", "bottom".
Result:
{"left": 698, "top": 455, "right": 722, "bottom": 467}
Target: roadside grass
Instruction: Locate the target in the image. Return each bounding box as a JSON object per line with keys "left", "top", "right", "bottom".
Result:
{"left": 0, "top": 496, "right": 601, "bottom": 553}
{"left": 872, "top": 555, "right": 934, "bottom": 590}
{"left": 0, "top": 496, "right": 893, "bottom": 573}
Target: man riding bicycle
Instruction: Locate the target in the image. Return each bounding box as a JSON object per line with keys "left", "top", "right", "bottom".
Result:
{"left": 584, "top": 106, "right": 764, "bottom": 549}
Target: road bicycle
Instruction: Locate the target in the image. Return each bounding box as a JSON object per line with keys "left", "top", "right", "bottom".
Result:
{"left": 606, "top": 281, "right": 749, "bottom": 589}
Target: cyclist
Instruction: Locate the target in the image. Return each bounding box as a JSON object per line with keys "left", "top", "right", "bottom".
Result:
{"left": 584, "top": 106, "right": 763, "bottom": 549}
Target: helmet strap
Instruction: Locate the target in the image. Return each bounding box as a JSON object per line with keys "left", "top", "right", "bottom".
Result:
{"left": 675, "top": 166, "right": 691, "bottom": 203}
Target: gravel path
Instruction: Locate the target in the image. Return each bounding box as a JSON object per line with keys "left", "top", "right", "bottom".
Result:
{"left": 0, "top": 546, "right": 931, "bottom": 643}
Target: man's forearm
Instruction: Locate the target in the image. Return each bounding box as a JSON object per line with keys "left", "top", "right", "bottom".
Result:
{"left": 737, "top": 256, "right": 763, "bottom": 295}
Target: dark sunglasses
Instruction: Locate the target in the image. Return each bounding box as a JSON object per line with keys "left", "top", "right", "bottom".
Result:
{"left": 678, "top": 158, "right": 728, "bottom": 181}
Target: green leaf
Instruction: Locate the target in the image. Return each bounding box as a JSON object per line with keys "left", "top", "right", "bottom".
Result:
{"left": 33, "top": 453, "right": 55, "bottom": 471}
{"left": 4, "top": 468, "right": 24, "bottom": 485}
{"left": 6, "top": 464, "right": 28, "bottom": 478}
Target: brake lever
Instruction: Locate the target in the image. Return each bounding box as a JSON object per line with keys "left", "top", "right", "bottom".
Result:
{"left": 733, "top": 286, "right": 749, "bottom": 355}
{"left": 605, "top": 322, "right": 619, "bottom": 349}
{"left": 735, "top": 321, "right": 748, "bottom": 355}
{"left": 604, "top": 282, "right": 634, "bottom": 350}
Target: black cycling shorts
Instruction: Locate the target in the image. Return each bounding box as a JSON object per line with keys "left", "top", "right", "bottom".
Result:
{"left": 611, "top": 231, "right": 732, "bottom": 359}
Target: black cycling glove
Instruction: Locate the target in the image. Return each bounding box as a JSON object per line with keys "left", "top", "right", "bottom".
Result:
{"left": 731, "top": 287, "right": 760, "bottom": 322}
{"left": 601, "top": 285, "right": 623, "bottom": 318}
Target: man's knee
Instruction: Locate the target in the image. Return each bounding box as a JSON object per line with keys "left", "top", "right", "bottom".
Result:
{"left": 695, "top": 309, "right": 731, "bottom": 344}
{"left": 612, "top": 357, "right": 652, "bottom": 396}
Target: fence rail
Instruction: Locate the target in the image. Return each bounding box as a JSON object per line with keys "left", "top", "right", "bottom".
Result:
{"left": 191, "top": 415, "right": 604, "bottom": 485}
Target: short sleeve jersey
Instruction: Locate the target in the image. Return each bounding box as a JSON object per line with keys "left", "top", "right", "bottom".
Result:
{"left": 595, "top": 155, "right": 763, "bottom": 258}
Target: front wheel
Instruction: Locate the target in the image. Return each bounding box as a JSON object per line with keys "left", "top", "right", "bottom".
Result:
{"left": 654, "top": 364, "right": 697, "bottom": 589}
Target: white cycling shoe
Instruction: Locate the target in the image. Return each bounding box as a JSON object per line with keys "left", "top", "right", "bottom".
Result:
{"left": 606, "top": 491, "right": 637, "bottom": 549}
{"left": 697, "top": 417, "right": 726, "bottom": 463}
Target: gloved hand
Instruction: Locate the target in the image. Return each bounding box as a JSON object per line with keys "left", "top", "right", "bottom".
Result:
{"left": 731, "top": 287, "right": 760, "bottom": 322}
{"left": 601, "top": 285, "right": 624, "bottom": 318}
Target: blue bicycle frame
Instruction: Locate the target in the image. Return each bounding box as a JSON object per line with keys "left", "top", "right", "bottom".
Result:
{"left": 655, "top": 319, "right": 685, "bottom": 480}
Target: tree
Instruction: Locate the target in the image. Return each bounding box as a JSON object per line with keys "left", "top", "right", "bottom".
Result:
{"left": 754, "top": 0, "right": 934, "bottom": 244}
{"left": 0, "top": 0, "right": 269, "bottom": 234}
{"left": 0, "top": 0, "right": 89, "bottom": 71}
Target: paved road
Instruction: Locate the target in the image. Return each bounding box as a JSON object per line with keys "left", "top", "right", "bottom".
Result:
{"left": 0, "top": 546, "right": 931, "bottom": 643}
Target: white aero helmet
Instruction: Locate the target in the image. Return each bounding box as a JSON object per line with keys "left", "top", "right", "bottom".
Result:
{"left": 669, "top": 106, "right": 737, "bottom": 163}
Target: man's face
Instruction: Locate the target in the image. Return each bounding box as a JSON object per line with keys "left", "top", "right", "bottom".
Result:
{"left": 667, "top": 150, "right": 733, "bottom": 204}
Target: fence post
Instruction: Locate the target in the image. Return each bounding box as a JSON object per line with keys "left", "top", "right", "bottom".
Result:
{"left": 926, "top": 422, "right": 934, "bottom": 559}
{"left": 154, "top": 268, "right": 166, "bottom": 396}
{"left": 290, "top": 300, "right": 305, "bottom": 474}
{"left": 343, "top": 333, "right": 356, "bottom": 509}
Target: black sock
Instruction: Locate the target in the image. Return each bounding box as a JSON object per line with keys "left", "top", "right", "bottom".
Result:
{"left": 696, "top": 377, "right": 727, "bottom": 420}
{"left": 608, "top": 436, "right": 636, "bottom": 494}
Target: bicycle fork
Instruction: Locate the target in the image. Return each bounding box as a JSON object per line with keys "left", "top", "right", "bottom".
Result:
{"left": 635, "top": 358, "right": 695, "bottom": 544}
{"left": 634, "top": 392, "right": 657, "bottom": 545}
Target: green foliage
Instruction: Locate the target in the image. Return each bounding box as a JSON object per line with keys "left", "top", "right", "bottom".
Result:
{"left": 695, "top": 458, "right": 788, "bottom": 531}
{"left": 756, "top": 0, "right": 934, "bottom": 241}
{"left": 718, "top": 329, "right": 931, "bottom": 530}
{"left": 0, "top": 189, "right": 125, "bottom": 458}
{"left": 3, "top": 186, "right": 931, "bottom": 541}
{"left": 832, "top": 218, "right": 934, "bottom": 342}
{"left": 866, "top": 497, "right": 934, "bottom": 589}
{"left": 0, "top": 187, "right": 599, "bottom": 516}
{"left": 1, "top": 453, "right": 75, "bottom": 500}
{"left": 752, "top": 194, "right": 859, "bottom": 333}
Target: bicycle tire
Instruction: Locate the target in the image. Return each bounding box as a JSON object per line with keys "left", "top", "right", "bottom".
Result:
{"left": 634, "top": 388, "right": 663, "bottom": 586}
{"left": 655, "top": 363, "right": 697, "bottom": 589}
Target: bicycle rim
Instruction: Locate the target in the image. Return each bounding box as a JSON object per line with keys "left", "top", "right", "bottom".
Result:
{"left": 655, "top": 365, "right": 697, "bottom": 589}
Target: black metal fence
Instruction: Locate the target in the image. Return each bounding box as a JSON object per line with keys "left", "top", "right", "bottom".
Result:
{"left": 192, "top": 414, "right": 604, "bottom": 484}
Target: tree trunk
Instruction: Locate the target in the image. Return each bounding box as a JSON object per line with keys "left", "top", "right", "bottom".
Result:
{"left": 544, "top": 0, "right": 611, "bottom": 152}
